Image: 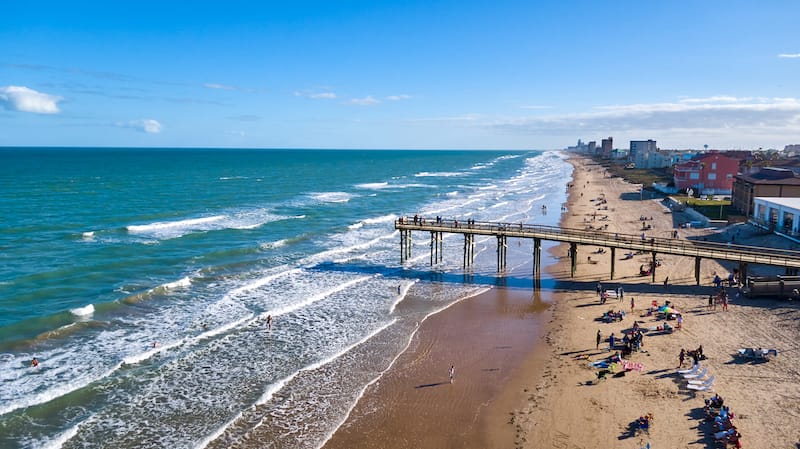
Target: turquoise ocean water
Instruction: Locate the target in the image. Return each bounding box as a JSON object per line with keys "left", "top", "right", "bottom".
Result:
{"left": 0, "top": 148, "right": 572, "bottom": 448}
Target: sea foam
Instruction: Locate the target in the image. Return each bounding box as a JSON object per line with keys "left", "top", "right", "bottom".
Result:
{"left": 70, "top": 304, "right": 95, "bottom": 316}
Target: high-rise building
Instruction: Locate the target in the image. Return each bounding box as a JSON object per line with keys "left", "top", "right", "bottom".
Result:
{"left": 601, "top": 137, "right": 613, "bottom": 157}
{"left": 630, "top": 139, "right": 658, "bottom": 167}
{"left": 588, "top": 141, "right": 596, "bottom": 154}
{"left": 630, "top": 140, "right": 657, "bottom": 159}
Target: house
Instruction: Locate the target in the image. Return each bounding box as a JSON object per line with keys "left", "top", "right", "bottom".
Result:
{"left": 673, "top": 153, "right": 739, "bottom": 194}
{"left": 752, "top": 197, "right": 800, "bottom": 236}
{"left": 731, "top": 167, "right": 800, "bottom": 217}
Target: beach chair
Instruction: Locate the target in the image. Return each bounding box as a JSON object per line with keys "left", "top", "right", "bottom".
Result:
{"left": 682, "top": 367, "right": 708, "bottom": 379}
{"left": 677, "top": 364, "right": 699, "bottom": 374}
{"left": 687, "top": 381, "right": 714, "bottom": 392}
{"left": 688, "top": 375, "right": 715, "bottom": 386}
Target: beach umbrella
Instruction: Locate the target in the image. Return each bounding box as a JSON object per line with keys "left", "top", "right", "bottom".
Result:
{"left": 662, "top": 306, "right": 680, "bottom": 315}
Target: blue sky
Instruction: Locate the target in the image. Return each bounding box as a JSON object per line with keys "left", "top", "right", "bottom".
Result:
{"left": 2, "top": 0, "right": 799, "bottom": 149}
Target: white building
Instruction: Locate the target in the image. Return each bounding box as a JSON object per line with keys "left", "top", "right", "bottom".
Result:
{"left": 630, "top": 140, "right": 670, "bottom": 169}
{"left": 753, "top": 197, "right": 800, "bottom": 236}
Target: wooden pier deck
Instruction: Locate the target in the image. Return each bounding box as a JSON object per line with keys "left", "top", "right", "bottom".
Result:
{"left": 395, "top": 217, "right": 800, "bottom": 284}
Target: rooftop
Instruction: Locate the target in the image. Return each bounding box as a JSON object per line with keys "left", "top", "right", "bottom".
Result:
{"left": 755, "top": 197, "right": 800, "bottom": 210}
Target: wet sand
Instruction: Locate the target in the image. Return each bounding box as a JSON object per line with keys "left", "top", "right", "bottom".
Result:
{"left": 323, "top": 284, "right": 551, "bottom": 449}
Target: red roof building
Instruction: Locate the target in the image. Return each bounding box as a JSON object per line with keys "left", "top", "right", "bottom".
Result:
{"left": 673, "top": 153, "right": 739, "bottom": 194}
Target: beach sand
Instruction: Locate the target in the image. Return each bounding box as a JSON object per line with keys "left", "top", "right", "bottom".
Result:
{"left": 323, "top": 154, "right": 800, "bottom": 449}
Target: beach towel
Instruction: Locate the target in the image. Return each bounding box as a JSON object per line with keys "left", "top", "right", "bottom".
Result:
{"left": 623, "top": 361, "right": 644, "bottom": 372}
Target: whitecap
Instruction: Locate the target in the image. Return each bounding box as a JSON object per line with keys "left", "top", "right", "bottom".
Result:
{"left": 70, "top": 304, "right": 95, "bottom": 316}
{"left": 309, "top": 192, "right": 354, "bottom": 203}
{"left": 260, "top": 239, "right": 288, "bottom": 249}
{"left": 414, "top": 171, "right": 463, "bottom": 177}
{"left": 355, "top": 182, "right": 389, "bottom": 190}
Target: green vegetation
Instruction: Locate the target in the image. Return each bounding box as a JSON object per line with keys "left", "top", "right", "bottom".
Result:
{"left": 674, "top": 195, "right": 732, "bottom": 220}
{"left": 678, "top": 196, "right": 731, "bottom": 207}
{"left": 591, "top": 158, "right": 673, "bottom": 188}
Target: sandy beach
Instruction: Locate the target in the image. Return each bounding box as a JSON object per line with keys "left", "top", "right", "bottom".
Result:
{"left": 324, "top": 154, "right": 800, "bottom": 449}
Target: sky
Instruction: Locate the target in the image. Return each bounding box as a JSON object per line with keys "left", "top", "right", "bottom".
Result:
{"left": 1, "top": 0, "right": 799, "bottom": 150}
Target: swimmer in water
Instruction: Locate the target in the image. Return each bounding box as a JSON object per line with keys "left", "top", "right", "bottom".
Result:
{"left": 31, "top": 357, "right": 39, "bottom": 367}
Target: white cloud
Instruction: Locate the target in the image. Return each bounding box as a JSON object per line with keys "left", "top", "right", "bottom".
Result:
{"left": 203, "top": 83, "right": 235, "bottom": 90}
{"left": 497, "top": 97, "right": 800, "bottom": 131}
{"left": 386, "top": 94, "right": 411, "bottom": 101}
{"left": 404, "top": 97, "right": 799, "bottom": 148}
{"left": 778, "top": 53, "right": 800, "bottom": 58}
{"left": 349, "top": 96, "right": 380, "bottom": 106}
{"left": 294, "top": 89, "right": 337, "bottom": 99}
{"left": 677, "top": 96, "right": 744, "bottom": 104}
{"left": 118, "top": 119, "right": 163, "bottom": 134}
{"left": 0, "top": 85, "right": 62, "bottom": 114}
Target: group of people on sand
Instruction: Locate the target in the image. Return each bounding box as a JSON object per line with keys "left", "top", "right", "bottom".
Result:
{"left": 678, "top": 345, "right": 705, "bottom": 368}
{"left": 702, "top": 394, "right": 742, "bottom": 448}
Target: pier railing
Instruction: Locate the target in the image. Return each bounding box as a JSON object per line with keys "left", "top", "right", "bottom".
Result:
{"left": 395, "top": 217, "right": 800, "bottom": 283}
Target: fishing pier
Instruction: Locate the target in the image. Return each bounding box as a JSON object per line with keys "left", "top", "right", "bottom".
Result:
{"left": 395, "top": 217, "right": 800, "bottom": 285}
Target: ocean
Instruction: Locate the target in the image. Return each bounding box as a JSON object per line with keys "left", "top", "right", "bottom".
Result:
{"left": 0, "top": 148, "right": 572, "bottom": 449}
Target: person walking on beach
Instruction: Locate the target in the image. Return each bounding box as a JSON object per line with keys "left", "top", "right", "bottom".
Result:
{"left": 596, "top": 282, "right": 602, "bottom": 297}
{"left": 663, "top": 276, "right": 669, "bottom": 289}
{"left": 678, "top": 348, "right": 685, "bottom": 368}
{"left": 630, "top": 297, "right": 635, "bottom": 314}
{"left": 449, "top": 365, "right": 455, "bottom": 384}
{"left": 617, "top": 285, "right": 624, "bottom": 302}
{"left": 596, "top": 330, "right": 601, "bottom": 349}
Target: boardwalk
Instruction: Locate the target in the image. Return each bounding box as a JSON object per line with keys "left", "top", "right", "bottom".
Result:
{"left": 395, "top": 217, "right": 800, "bottom": 284}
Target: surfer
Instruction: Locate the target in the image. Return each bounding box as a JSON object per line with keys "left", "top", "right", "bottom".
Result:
{"left": 31, "top": 357, "right": 39, "bottom": 367}
{"left": 267, "top": 315, "right": 272, "bottom": 331}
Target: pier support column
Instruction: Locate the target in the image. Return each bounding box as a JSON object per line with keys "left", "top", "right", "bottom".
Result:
{"left": 429, "top": 231, "right": 443, "bottom": 266}
{"left": 463, "top": 234, "right": 474, "bottom": 268}
{"left": 610, "top": 247, "right": 616, "bottom": 280}
{"left": 738, "top": 262, "right": 748, "bottom": 285}
{"left": 496, "top": 235, "right": 507, "bottom": 272}
{"left": 570, "top": 242, "right": 577, "bottom": 277}
{"left": 533, "top": 238, "right": 542, "bottom": 277}
{"left": 651, "top": 252, "right": 657, "bottom": 283}
{"left": 400, "top": 229, "right": 412, "bottom": 263}
{"left": 695, "top": 257, "right": 702, "bottom": 286}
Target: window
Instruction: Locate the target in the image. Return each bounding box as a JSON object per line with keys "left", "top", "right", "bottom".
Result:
{"left": 690, "top": 172, "right": 700, "bottom": 180}
{"left": 708, "top": 173, "right": 717, "bottom": 180}
{"left": 711, "top": 162, "right": 717, "bottom": 170}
